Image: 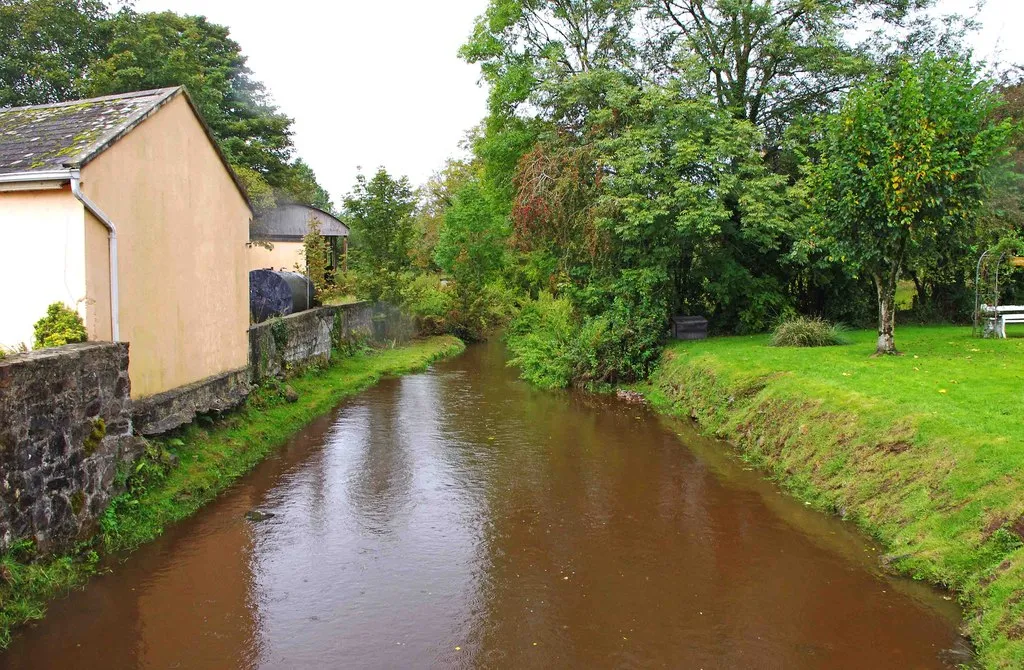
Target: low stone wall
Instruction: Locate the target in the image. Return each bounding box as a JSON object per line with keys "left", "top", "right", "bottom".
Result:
{"left": 249, "top": 302, "right": 414, "bottom": 383}
{"left": 0, "top": 343, "right": 141, "bottom": 554}
{"left": 132, "top": 367, "right": 250, "bottom": 436}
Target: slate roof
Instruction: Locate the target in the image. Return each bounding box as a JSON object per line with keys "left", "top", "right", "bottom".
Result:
{"left": 251, "top": 204, "right": 350, "bottom": 240}
{"left": 0, "top": 87, "right": 179, "bottom": 176}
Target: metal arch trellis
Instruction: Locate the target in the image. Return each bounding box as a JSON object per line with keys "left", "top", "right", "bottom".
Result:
{"left": 973, "top": 245, "right": 1024, "bottom": 337}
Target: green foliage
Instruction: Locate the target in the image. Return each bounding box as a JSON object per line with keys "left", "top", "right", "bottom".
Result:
{"left": 399, "top": 273, "right": 455, "bottom": 335}
{"left": 412, "top": 158, "right": 474, "bottom": 269}
{"left": 770, "top": 316, "right": 851, "bottom": 348}
{"left": 507, "top": 269, "right": 668, "bottom": 387}
{"left": 0, "top": 0, "right": 108, "bottom": 107}
{"left": 32, "top": 302, "right": 87, "bottom": 349}
{"left": 434, "top": 180, "right": 509, "bottom": 288}
{"left": 459, "top": 0, "right": 639, "bottom": 116}
{"left": 233, "top": 164, "right": 276, "bottom": 214}
{"left": 82, "top": 417, "right": 106, "bottom": 456}
{"left": 345, "top": 168, "right": 417, "bottom": 298}
{"left": 650, "top": 0, "right": 914, "bottom": 142}
{"left": 808, "top": 52, "right": 1012, "bottom": 353}
{"left": 446, "top": 279, "right": 520, "bottom": 342}
{"left": 506, "top": 291, "right": 576, "bottom": 389}
{"left": 279, "top": 159, "right": 335, "bottom": 213}
{"left": 88, "top": 9, "right": 294, "bottom": 182}
{"left": 0, "top": 539, "right": 99, "bottom": 649}
{"left": 572, "top": 268, "right": 669, "bottom": 385}
{"left": 299, "top": 215, "right": 330, "bottom": 295}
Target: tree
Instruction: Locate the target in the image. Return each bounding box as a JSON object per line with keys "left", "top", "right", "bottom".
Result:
{"left": 298, "top": 216, "right": 330, "bottom": 295}
{"left": 277, "top": 159, "right": 335, "bottom": 213}
{"left": 88, "top": 10, "right": 296, "bottom": 184}
{"left": 344, "top": 168, "right": 417, "bottom": 275}
{"left": 460, "top": 0, "right": 641, "bottom": 116}
{"left": 435, "top": 180, "right": 509, "bottom": 289}
{"left": 0, "top": 0, "right": 108, "bottom": 106}
{"left": 809, "top": 52, "right": 1010, "bottom": 354}
{"left": 234, "top": 164, "right": 277, "bottom": 215}
{"left": 0, "top": 3, "right": 334, "bottom": 206}
{"left": 412, "top": 158, "right": 475, "bottom": 268}
{"left": 652, "top": 0, "right": 933, "bottom": 142}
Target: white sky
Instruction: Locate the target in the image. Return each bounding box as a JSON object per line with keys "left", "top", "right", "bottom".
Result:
{"left": 131, "top": 0, "right": 1023, "bottom": 206}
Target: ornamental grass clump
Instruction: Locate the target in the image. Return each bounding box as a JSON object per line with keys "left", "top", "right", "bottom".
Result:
{"left": 770, "top": 316, "right": 850, "bottom": 348}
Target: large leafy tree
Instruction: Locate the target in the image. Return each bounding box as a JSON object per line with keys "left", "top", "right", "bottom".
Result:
{"left": 651, "top": 0, "right": 933, "bottom": 142}
{"left": 809, "top": 52, "right": 1010, "bottom": 354}
{"left": 460, "top": 0, "right": 642, "bottom": 117}
{"left": 412, "top": 158, "right": 475, "bottom": 269}
{"left": 0, "top": 0, "right": 108, "bottom": 106}
{"left": 88, "top": 10, "right": 295, "bottom": 185}
{"left": 435, "top": 180, "right": 510, "bottom": 289}
{"left": 344, "top": 168, "right": 418, "bottom": 275}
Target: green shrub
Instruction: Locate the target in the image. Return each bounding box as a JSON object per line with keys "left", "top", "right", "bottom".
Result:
{"left": 33, "top": 303, "right": 88, "bottom": 350}
{"left": 769, "top": 316, "right": 850, "bottom": 347}
{"left": 507, "top": 269, "right": 669, "bottom": 388}
{"left": 571, "top": 272, "right": 668, "bottom": 386}
{"left": 446, "top": 279, "right": 520, "bottom": 341}
{"left": 400, "top": 273, "right": 454, "bottom": 335}
{"left": 505, "top": 291, "right": 576, "bottom": 388}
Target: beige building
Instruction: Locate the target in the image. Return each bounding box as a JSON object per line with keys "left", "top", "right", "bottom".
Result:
{"left": 249, "top": 203, "right": 349, "bottom": 274}
{"left": 0, "top": 87, "right": 253, "bottom": 400}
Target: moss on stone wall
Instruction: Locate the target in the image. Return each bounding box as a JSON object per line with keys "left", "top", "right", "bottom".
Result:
{"left": 82, "top": 419, "right": 106, "bottom": 457}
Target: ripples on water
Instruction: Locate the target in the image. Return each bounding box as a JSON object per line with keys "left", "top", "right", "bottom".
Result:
{"left": 0, "top": 341, "right": 968, "bottom": 669}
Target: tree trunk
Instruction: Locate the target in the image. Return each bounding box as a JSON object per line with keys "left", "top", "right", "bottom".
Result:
{"left": 874, "top": 274, "right": 897, "bottom": 355}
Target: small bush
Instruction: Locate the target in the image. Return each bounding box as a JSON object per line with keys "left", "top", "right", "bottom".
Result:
{"left": 506, "top": 291, "right": 576, "bottom": 388}
{"left": 33, "top": 303, "right": 88, "bottom": 350}
{"left": 770, "top": 316, "right": 850, "bottom": 347}
{"left": 400, "top": 273, "right": 454, "bottom": 335}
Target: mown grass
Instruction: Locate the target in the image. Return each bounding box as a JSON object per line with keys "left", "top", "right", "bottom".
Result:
{"left": 645, "top": 325, "right": 1024, "bottom": 669}
{"left": 0, "top": 335, "right": 464, "bottom": 649}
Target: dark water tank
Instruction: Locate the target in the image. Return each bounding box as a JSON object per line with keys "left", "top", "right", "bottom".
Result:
{"left": 249, "top": 269, "right": 316, "bottom": 323}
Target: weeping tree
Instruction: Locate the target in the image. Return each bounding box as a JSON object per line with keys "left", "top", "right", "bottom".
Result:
{"left": 809, "top": 52, "right": 1010, "bottom": 355}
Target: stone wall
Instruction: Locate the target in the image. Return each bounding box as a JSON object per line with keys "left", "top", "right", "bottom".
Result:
{"left": 249, "top": 302, "right": 414, "bottom": 383}
{"left": 132, "top": 367, "right": 250, "bottom": 436}
{"left": 0, "top": 303, "right": 419, "bottom": 554}
{"left": 0, "top": 343, "right": 141, "bottom": 554}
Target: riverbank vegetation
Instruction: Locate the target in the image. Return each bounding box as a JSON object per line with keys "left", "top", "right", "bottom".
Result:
{"left": 646, "top": 326, "right": 1024, "bottom": 667}
{"left": 0, "top": 335, "right": 464, "bottom": 649}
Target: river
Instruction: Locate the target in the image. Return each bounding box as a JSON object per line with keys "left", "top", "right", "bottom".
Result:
{"left": 0, "top": 341, "right": 967, "bottom": 669}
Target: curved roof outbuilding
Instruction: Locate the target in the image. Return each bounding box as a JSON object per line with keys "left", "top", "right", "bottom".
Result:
{"left": 251, "top": 203, "right": 349, "bottom": 241}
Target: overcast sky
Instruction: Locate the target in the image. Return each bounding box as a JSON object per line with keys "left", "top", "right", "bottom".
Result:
{"left": 131, "top": 0, "right": 1024, "bottom": 206}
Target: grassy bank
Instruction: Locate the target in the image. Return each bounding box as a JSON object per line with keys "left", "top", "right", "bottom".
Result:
{"left": 0, "top": 335, "right": 464, "bottom": 648}
{"left": 645, "top": 326, "right": 1024, "bottom": 668}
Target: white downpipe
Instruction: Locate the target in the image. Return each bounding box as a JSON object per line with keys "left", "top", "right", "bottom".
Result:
{"left": 70, "top": 171, "right": 120, "bottom": 342}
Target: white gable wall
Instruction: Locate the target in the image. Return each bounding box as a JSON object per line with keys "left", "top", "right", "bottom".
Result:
{"left": 0, "top": 188, "right": 87, "bottom": 351}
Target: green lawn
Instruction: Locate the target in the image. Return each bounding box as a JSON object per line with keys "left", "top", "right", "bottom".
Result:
{"left": 896, "top": 279, "right": 917, "bottom": 310}
{"left": 647, "top": 325, "right": 1024, "bottom": 668}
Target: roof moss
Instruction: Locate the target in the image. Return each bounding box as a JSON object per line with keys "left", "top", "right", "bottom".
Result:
{"left": 0, "top": 89, "right": 177, "bottom": 175}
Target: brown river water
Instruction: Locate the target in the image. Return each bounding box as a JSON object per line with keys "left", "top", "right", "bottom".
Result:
{"left": 1, "top": 341, "right": 967, "bottom": 669}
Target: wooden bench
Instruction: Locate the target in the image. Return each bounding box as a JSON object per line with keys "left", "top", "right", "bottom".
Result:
{"left": 981, "top": 304, "right": 1024, "bottom": 338}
